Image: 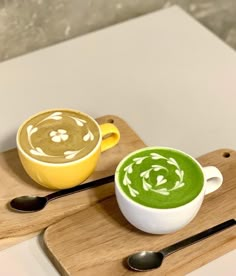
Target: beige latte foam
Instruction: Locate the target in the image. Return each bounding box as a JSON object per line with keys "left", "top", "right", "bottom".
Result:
{"left": 18, "top": 110, "right": 100, "bottom": 163}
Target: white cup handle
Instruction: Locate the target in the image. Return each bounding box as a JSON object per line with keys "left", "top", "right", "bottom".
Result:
{"left": 202, "top": 166, "right": 223, "bottom": 195}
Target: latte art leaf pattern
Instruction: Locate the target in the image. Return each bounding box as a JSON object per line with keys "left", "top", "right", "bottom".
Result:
{"left": 25, "top": 111, "right": 97, "bottom": 162}
{"left": 142, "top": 178, "right": 152, "bottom": 191}
{"left": 133, "top": 157, "right": 148, "bottom": 164}
{"left": 123, "top": 172, "right": 131, "bottom": 185}
{"left": 64, "top": 150, "right": 82, "bottom": 160}
{"left": 43, "top": 111, "right": 63, "bottom": 121}
{"left": 140, "top": 169, "right": 152, "bottom": 179}
{"left": 152, "top": 188, "right": 169, "bottom": 196}
{"left": 128, "top": 185, "right": 139, "bottom": 197}
{"left": 27, "top": 125, "right": 38, "bottom": 136}
{"left": 167, "top": 157, "right": 179, "bottom": 167}
{"left": 152, "top": 165, "right": 167, "bottom": 172}
{"left": 150, "top": 153, "right": 166, "bottom": 160}
{"left": 27, "top": 125, "right": 38, "bottom": 148}
{"left": 121, "top": 153, "right": 186, "bottom": 198}
{"left": 70, "top": 116, "right": 86, "bottom": 127}
{"left": 156, "top": 175, "right": 167, "bottom": 186}
{"left": 124, "top": 164, "right": 133, "bottom": 174}
{"left": 83, "top": 130, "right": 94, "bottom": 142}
{"left": 30, "top": 147, "right": 48, "bottom": 157}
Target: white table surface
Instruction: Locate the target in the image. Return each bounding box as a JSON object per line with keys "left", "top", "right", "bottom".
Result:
{"left": 0, "top": 5, "right": 235, "bottom": 275}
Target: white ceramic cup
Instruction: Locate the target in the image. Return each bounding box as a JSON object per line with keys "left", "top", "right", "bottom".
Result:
{"left": 115, "top": 147, "right": 223, "bottom": 234}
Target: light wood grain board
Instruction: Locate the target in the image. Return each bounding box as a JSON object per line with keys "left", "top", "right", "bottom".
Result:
{"left": 44, "top": 149, "right": 236, "bottom": 276}
{"left": 0, "top": 115, "right": 145, "bottom": 250}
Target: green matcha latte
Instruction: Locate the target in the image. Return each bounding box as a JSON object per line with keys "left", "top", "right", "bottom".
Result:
{"left": 116, "top": 147, "right": 204, "bottom": 209}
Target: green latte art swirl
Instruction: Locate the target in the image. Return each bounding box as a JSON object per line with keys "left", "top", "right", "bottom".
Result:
{"left": 117, "top": 148, "right": 204, "bottom": 209}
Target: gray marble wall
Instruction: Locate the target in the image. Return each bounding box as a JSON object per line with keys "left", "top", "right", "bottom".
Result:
{"left": 0, "top": 0, "right": 236, "bottom": 62}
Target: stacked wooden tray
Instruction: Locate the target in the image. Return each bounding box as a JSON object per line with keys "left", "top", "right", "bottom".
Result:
{"left": 0, "top": 116, "right": 235, "bottom": 275}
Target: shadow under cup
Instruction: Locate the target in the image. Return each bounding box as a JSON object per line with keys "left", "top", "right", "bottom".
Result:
{"left": 115, "top": 147, "right": 223, "bottom": 234}
{"left": 16, "top": 109, "right": 120, "bottom": 189}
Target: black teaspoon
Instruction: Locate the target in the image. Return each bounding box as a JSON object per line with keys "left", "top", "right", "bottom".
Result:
{"left": 127, "top": 219, "right": 236, "bottom": 271}
{"left": 9, "top": 175, "right": 114, "bottom": 212}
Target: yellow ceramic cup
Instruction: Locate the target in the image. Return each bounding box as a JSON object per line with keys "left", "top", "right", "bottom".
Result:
{"left": 16, "top": 109, "right": 120, "bottom": 189}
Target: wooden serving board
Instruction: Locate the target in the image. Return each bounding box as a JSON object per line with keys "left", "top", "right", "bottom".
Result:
{"left": 0, "top": 115, "right": 145, "bottom": 250}
{"left": 44, "top": 149, "right": 236, "bottom": 276}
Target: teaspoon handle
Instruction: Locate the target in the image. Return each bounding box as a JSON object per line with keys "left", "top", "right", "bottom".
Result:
{"left": 45, "top": 175, "right": 114, "bottom": 202}
{"left": 160, "top": 219, "right": 236, "bottom": 257}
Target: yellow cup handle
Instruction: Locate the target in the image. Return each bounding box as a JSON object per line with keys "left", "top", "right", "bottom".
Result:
{"left": 99, "top": 123, "right": 120, "bottom": 152}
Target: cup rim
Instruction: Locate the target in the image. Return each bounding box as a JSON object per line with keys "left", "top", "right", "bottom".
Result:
{"left": 115, "top": 146, "right": 205, "bottom": 211}
{"left": 16, "top": 108, "right": 102, "bottom": 166}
